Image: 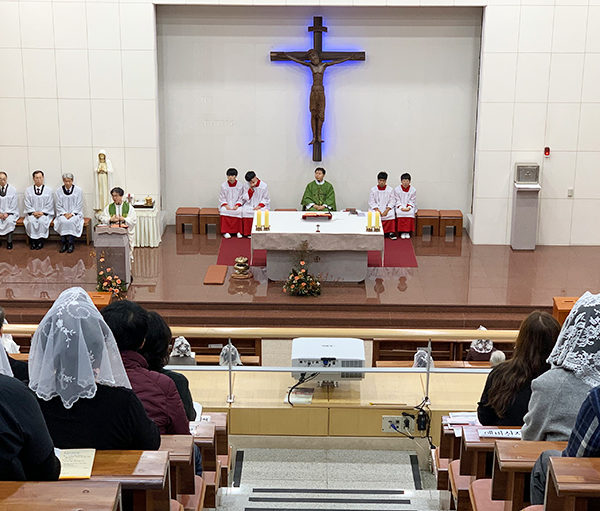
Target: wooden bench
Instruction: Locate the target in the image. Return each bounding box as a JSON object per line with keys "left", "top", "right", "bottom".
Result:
{"left": 416, "top": 209, "right": 440, "bottom": 236}
{"left": 14, "top": 216, "right": 92, "bottom": 244}
{"left": 439, "top": 209, "right": 463, "bottom": 237}
{"left": 492, "top": 440, "right": 567, "bottom": 511}
{"left": 199, "top": 208, "right": 220, "bottom": 234}
{"left": 546, "top": 457, "right": 600, "bottom": 511}
{"left": 449, "top": 459, "right": 475, "bottom": 511}
{"left": 0, "top": 481, "right": 121, "bottom": 510}
{"left": 176, "top": 208, "right": 200, "bottom": 234}
{"left": 177, "top": 476, "right": 206, "bottom": 511}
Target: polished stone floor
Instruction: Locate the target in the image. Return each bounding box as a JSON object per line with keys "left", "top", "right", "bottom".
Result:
{"left": 0, "top": 226, "right": 598, "bottom": 307}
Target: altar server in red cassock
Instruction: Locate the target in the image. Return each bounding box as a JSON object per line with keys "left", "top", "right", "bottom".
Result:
{"left": 219, "top": 168, "right": 244, "bottom": 239}
{"left": 394, "top": 172, "right": 417, "bottom": 239}
{"left": 240, "top": 171, "right": 270, "bottom": 237}
{"left": 368, "top": 171, "right": 397, "bottom": 239}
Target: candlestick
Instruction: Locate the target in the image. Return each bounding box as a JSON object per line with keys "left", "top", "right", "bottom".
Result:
{"left": 367, "top": 211, "right": 373, "bottom": 229}
{"left": 375, "top": 211, "right": 381, "bottom": 229}
{"left": 264, "top": 209, "right": 270, "bottom": 228}
{"left": 256, "top": 210, "right": 262, "bottom": 229}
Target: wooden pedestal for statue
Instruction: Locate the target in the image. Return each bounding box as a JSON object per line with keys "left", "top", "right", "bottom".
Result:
{"left": 94, "top": 226, "right": 131, "bottom": 285}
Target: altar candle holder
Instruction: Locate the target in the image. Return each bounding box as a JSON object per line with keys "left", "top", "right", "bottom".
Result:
{"left": 366, "top": 226, "right": 375, "bottom": 232}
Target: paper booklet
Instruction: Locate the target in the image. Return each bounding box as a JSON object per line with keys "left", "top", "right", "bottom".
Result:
{"left": 55, "top": 448, "right": 96, "bottom": 480}
{"left": 478, "top": 429, "right": 522, "bottom": 439}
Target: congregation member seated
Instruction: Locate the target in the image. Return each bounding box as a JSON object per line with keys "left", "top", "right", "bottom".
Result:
{"left": 0, "top": 306, "right": 28, "bottom": 383}
{"left": 53, "top": 173, "right": 84, "bottom": 253}
{"left": 0, "top": 171, "right": 18, "bottom": 250}
{"left": 219, "top": 167, "right": 244, "bottom": 239}
{"left": 240, "top": 171, "right": 270, "bottom": 237}
{"left": 530, "top": 384, "right": 600, "bottom": 504}
{"left": 168, "top": 336, "right": 197, "bottom": 366}
{"left": 140, "top": 311, "right": 197, "bottom": 421}
{"left": 98, "top": 187, "right": 137, "bottom": 261}
{"left": 301, "top": 167, "right": 336, "bottom": 212}
{"left": 394, "top": 172, "right": 416, "bottom": 239}
{"left": 522, "top": 292, "right": 600, "bottom": 440}
{"left": 29, "top": 288, "right": 160, "bottom": 450}
{"left": 0, "top": 374, "right": 61, "bottom": 481}
{"left": 477, "top": 311, "right": 559, "bottom": 427}
{"left": 466, "top": 326, "right": 498, "bottom": 361}
{"left": 101, "top": 300, "right": 190, "bottom": 435}
{"left": 368, "top": 171, "right": 396, "bottom": 239}
{"left": 24, "top": 170, "right": 54, "bottom": 250}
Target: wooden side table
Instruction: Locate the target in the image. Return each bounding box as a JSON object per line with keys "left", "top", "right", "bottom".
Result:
{"left": 416, "top": 209, "right": 440, "bottom": 236}
{"left": 439, "top": 209, "right": 463, "bottom": 237}
{"left": 199, "top": 208, "right": 220, "bottom": 234}
{"left": 176, "top": 207, "right": 200, "bottom": 234}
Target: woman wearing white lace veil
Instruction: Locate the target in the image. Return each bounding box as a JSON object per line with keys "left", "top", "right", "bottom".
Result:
{"left": 522, "top": 292, "right": 600, "bottom": 441}
{"left": 29, "top": 287, "right": 160, "bottom": 450}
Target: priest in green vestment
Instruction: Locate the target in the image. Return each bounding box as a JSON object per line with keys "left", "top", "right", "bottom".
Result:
{"left": 98, "top": 186, "right": 137, "bottom": 262}
{"left": 301, "top": 167, "right": 337, "bottom": 211}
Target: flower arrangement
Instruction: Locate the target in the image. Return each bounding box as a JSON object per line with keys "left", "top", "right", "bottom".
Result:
{"left": 96, "top": 254, "right": 127, "bottom": 298}
{"left": 282, "top": 260, "right": 321, "bottom": 297}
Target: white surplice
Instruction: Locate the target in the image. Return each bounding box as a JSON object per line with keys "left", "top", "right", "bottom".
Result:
{"left": 368, "top": 185, "right": 396, "bottom": 221}
{"left": 394, "top": 184, "right": 417, "bottom": 218}
{"left": 24, "top": 185, "right": 54, "bottom": 239}
{"left": 0, "top": 184, "right": 18, "bottom": 235}
{"left": 219, "top": 180, "right": 245, "bottom": 219}
{"left": 241, "top": 179, "right": 270, "bottom": 218}
{"left": 98, "top": 201, "right": 137, "bottom": 261}
{"left": 53, "top": 185, "right": 84, "bottom": 237}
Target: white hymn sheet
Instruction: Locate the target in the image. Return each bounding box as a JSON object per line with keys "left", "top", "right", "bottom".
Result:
{"left": 478, "top": 429, "right": 522, "bottom": 439}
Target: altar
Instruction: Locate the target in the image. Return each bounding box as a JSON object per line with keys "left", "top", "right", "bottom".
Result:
{"left": 251, "top": 211, "right": 384, "bottom": 282}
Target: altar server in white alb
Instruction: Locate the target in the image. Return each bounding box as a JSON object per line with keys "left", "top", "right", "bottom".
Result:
{"left": 24, "top": 170, "right": 54, "bottom": 250}
{"left": 219, "top": 168, "right": 244, "bottom": 239}
{"left": 53, "top": 173, "right": 84, "bottom": 253}
{"left": 368, "top": 171, "right": 398, "bottom": 240}
{"left": 240, "top": 171, "right": 270, "bottom": 237}
{"left": 394, "top": 172, "right": 417, "bottom": 239}
{"left": 0, "top": 172, "right": 18, "bottom": 250}
{"left": 98, "top": 187, "right": 137, "bottom": 261}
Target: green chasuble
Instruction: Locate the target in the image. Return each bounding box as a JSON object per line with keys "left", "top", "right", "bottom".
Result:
{"left": 301, "top": 181, "right": 337, "bottom": 211}
{"left": 108, "top": 201, "right": 130, "bottom": 217}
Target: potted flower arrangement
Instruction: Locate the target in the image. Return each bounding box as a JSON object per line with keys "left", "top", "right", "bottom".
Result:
{"left": 96, "top": 254, "right": 127, "bottom": 299}
{"left": 283, "top": 260, "right": 321, "bottom": 297}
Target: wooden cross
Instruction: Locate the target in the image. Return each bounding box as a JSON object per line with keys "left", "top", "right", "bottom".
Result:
{"left": 271, "top": 16, "right": 366, "bottom": 162}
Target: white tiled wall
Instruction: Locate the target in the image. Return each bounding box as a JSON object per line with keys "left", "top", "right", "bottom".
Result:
{"left": 1, "top": 0, "right": 598, "bottom": 244}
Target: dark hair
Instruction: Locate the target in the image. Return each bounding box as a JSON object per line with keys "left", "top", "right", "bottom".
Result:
{"left": 487, "top": 311, "right": 560, "bottom": 418}
{"left": 139, "top": 311, "right": 171, "bottom": 371}
{"left": 226, "top": 168, "right": 238, "bottom": 177}
{"left": 377, "top": 172, "right": 388, "bottom": 180}
{"left": 245, "top": 171, "right": 256, "bottom": 182}
{"left": 32, "top": 170, "right": 44, "bottom": 178}
{"left": 400, "top": 173, "right": 411, "bottom": 181}
{"left": 314, "top": 167, "right": 326, "bottom": 175}
{"left": 0, "top": 305, "right": 4, "bottom": 326}
{"left": 101, "top": 300, "right": 148, "bottom": 352}
{"left": 110, "top": 187, "right": 125, "bottom": 197}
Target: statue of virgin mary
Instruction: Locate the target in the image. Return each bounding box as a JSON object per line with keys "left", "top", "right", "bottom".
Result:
{"left": 94, "top": 149, "right": 113, "bottom": 212}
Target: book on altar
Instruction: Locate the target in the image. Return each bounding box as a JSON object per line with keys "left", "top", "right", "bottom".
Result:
{"left": 477, "top": 429, "right": 522, "bottom": 439}
{"left": 55, "top": 448, "right": 96, "bottom": 479}
{"left": 95, "top": 225, "right": 128, "bottom": 235}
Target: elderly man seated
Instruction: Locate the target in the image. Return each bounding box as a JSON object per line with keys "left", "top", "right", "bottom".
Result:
{"left": 53, "top": 173, "right": 83, "bottom": 253}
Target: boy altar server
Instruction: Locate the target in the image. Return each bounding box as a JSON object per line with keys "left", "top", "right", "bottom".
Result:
{"left": 394, "top": 172, "right": 417, "bottom": 239}
{"left": 219, "top": 168, "right": 244, "bottom": 239}
{"left": 240, "top": 171, "right": 270, "bottom": 237}
{"left": 98, "top": 187, "right": 137, "bottom": 261}
{"left": 301, "top": 167, "right": 336, "bottom": 211}
{"left": 53, "top": 173, "right": 83, "bottom": 253}
{"left": 369, "top": 171, "right": 397, "bottom": 239}
{"left": 24, "top": 170, "right": 54, "bottom": 250}
{"left": 0, "top": 172, "right": 18, "bottom": 250}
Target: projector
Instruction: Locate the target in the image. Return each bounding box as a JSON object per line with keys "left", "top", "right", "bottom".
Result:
{"left": 291, "top": 337, "right": 365, "bottom": 384}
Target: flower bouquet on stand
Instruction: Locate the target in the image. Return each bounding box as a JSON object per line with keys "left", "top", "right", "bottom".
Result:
{"left": 96, "top": 254, "right": 128, "bottom": 299}
{"left": 283, "top": 260, "right": 321, "bottom": 297}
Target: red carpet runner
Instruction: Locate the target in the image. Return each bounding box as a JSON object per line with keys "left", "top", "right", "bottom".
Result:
{"left": 217, "top": 237, "right": 417, "bottom": 268}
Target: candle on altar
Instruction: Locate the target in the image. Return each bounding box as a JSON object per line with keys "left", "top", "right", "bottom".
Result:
{"left": 256, "top": 210, "right": 262, "bottom": 228}
{"left": 375, "top": 211, "right": 381, "bottom": 229}
{"left": 367, "top": 211, "right": 373, "bottom": 229}
{"left": 264, "top": 209, "right": 270, "bottom": 228}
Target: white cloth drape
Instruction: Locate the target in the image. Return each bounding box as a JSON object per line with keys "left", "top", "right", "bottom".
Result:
{"left": 134, "top": 206, "right": 161, "bottom": 248}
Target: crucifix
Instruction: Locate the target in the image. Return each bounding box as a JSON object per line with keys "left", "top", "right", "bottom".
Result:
{"left": 270, "top": 16, "right": 366, "bottom": 162}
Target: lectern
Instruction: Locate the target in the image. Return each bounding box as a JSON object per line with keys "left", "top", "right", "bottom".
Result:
{"left": 510, "top": 163, "right": 541, "bottom": 251}
{"left": 94, "top": 225, "right": 131, "bottom": 284}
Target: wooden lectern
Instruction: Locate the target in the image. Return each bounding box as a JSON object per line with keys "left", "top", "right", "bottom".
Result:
{"left": 94, "top": 225, "right": 131, "bottom": 285}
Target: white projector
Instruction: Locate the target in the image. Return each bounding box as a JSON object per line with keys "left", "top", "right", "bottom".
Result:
{"left": 291, "top": 337, "right": 365, "bottom": 384}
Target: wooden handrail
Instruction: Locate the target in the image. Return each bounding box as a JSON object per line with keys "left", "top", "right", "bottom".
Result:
{"left": 2, "top": 324, "right": 519, "bottom": 341}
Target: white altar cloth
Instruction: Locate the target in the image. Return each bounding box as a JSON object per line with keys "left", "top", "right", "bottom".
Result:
{"left": 133, "top": 205, "right": 161, "bottom": 248}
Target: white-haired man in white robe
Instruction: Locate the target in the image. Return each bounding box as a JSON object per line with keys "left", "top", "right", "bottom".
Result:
{"left": 53, "top": 173, "right": 84, "bottom": 253}
{"left": 24, "top": 170, "right": 54, "bottom": 250}
{"left": 98, "top": 186, "right": 137, "bottom": 262}
{"left": 0, "top": 171, "right": 18, "bottom": 250}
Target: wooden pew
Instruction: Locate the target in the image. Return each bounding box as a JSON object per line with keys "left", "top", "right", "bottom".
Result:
{"left": 449, "top": 458, "right": 475, "bottom": 511}
{"left": 14, "top": 216, "right": 92, "bottom": 245}
{"left": 491, "top": 440, "right": 567, "bottom": 511}
{"left": 546, "top": 457, "right": 600, "bottom": 511}
{"left": 203, "top": 412, "right": 230, "bottom": 486}
{"left": 160, "top": 435, "right": 195, "bottom": 496}
{"left": 469, "top": 478, "right": 506, "bottom": 511}
{"left": 0, "top": 481, "right": 121, "bottom": 510}
{"left": 460, "top": 426, "right": 520, "bottom": 479}
{"left": 91, "top": 450, "right": 170, "bottom": 511}
{"left": 192, "top": 422, "right": 220, "bottom": 509}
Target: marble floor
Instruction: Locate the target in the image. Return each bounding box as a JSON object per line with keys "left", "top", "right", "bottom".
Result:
{"left": 218, "top": 447, "right": 449, "bottom": 511}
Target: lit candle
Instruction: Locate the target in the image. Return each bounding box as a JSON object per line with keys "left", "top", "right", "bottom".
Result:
{"left": 264, "top": 209, "right": 270, "bottom": 228}
{"left": 375, "top": 211, "right": 381, "bottom": 229}
{"left": 256, "top": 210, "right": 262, "bottom": 228}
{"left": 367, "top": 211, "right": 373, "bottom": 229}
